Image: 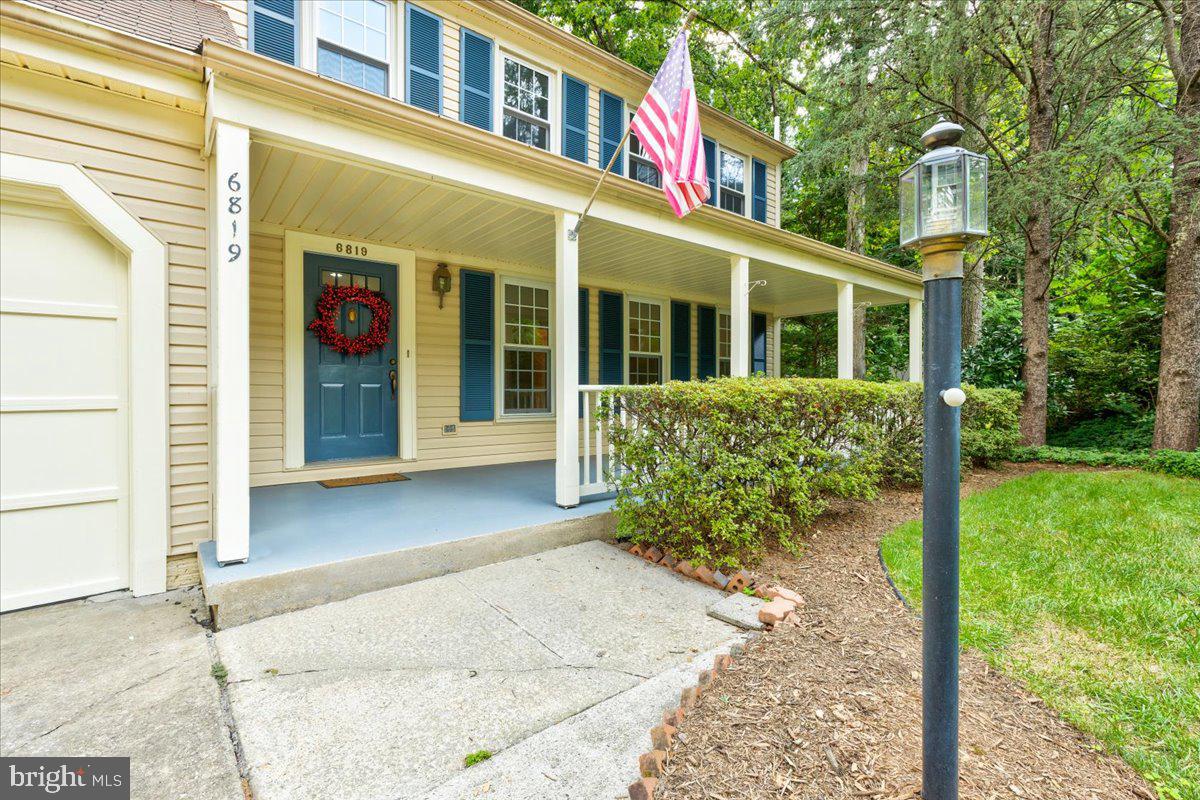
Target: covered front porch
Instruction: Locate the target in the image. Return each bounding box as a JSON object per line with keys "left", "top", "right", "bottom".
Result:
{"left": 201, "top": 49, "right": 924, "bottom": 592}
{"left": 198, "top": 459, "right": 615, "bottom": 627}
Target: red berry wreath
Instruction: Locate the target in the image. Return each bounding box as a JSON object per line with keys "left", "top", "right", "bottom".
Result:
{"left": 307, "top": 284, "right": 392, "bottom": 356}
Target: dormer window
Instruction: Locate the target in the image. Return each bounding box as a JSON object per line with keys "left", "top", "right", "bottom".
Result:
{"left": 502, "top": 56, "right": 551, "bottom": 150}
{"left": 315, "top": 0, "right": 389, "bottom": 95}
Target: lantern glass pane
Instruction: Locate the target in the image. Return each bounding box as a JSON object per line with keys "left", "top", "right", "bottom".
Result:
{"left": 967, "top": 155, "right": 987, "bottom": 234}
{"left": 920, "top": 157, "right": 963, "bottom": 237}
{"left": 899, "top": 167, "right": 917, "bottom": 245}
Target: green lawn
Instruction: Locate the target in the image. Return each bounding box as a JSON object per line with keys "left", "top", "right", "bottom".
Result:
{"left": 880, "top": 470, "right": 1200, "bottom": 799}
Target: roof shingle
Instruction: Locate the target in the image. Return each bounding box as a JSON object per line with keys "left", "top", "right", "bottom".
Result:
{"left": 24, "top": 0, "right": 239, "bottom": 52}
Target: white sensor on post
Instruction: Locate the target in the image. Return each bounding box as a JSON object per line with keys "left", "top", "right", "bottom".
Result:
{"left": 940, "top": 387, "right": 966, "bottom": 407}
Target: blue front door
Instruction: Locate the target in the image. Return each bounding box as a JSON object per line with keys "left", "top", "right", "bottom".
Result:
{"left": 304, "top": 252, "right": 398, "bottom": 462}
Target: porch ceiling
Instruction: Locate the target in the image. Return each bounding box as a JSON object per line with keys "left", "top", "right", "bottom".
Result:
{"left": 249, "top": 142, "right": 909, "bottom": 313}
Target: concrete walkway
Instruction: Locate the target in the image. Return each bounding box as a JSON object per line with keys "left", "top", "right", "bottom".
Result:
{"left": 216, "top": 541, "right": 743, "bottom": 800}
{"left": 0, "top": 590, "right": 243, "bottom": 800}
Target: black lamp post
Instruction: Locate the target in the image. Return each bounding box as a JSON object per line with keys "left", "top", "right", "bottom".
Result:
{"left": 899, "top": 118, "right": 988, "bottom": 800}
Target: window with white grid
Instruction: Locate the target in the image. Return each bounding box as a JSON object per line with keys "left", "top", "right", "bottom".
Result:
{"left": 628, "top": 299, "right": 663, "bottom": 385}
{"left": 502, "top": 280, "right": 551, "bottom": 413}
{"left": 718, "top": 311, "right": 731, "bottom": 377}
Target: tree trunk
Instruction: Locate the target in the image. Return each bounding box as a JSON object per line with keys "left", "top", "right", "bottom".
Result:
{"left": 962, "top": 252, "right": 985, "bottom": 348}
{"left": 847, "top": 149, "right": 868, "bottom": 378}
{"left": 1153, "top": 0, "right": 1200, "bottom": 451}
{"left": 1019, "top": 1, "right": 1056, "bottom": 446}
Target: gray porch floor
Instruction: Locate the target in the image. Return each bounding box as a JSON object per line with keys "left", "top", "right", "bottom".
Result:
{"left": 198, "top": 459, "right": 615, "bottom": 586}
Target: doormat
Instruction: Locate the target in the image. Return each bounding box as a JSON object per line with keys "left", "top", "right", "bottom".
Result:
{"left": 319, "top": 473, "right": 410, "bottom": 488}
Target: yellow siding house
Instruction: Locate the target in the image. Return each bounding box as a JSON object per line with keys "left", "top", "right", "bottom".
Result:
{"left": 0, "top": 0, "right": 923, "bottom": 623}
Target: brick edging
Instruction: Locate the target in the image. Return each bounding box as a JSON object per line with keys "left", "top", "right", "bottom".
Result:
{"left": 615, "top": 541, "right": 806, "bottom": 799}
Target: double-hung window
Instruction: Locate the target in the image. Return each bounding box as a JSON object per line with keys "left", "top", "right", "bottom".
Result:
{"left": 502, "top": 56, "right": 551, "bottom": 150}
{"left": 719, "top": 148, "right": 746, "bottom": 215}
{"left": 628, "top": 299, "right": 664, "bottom": 385}
{"left": 316, "top": 0, "right": 389, "bottom": 95}
{"left": 628, "top": 112, "right": 661, "bottom": 188}
{"left": 718, "top": 311, "right": 732, "bottom": 377}
{"left": 502, "top": 279, "right": 552, "bottom": 414}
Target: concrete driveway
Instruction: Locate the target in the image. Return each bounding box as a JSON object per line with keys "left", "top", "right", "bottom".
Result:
{"left": 0, "top": 589, "right": 243, "bottom": 800}
{"left": 2, "top": 541, "right": 744, "bottom": 800}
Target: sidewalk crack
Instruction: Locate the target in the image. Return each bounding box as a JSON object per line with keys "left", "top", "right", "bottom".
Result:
{"left": 449, "top": 574, "right": 569, "bottom": 663}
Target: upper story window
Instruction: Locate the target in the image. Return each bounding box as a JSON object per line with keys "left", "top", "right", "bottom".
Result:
{"left": 316, "top": 0, "right": 389, "bottom": 95}
{"left": 719, "top": 149, "right": 746, "bottom": 215}
{"left": 502, "top": 56, "right": 551, "bottom": 150}
{"left": 718, "top": 311, "right": 732, "bottom": 377}
{"left": 502, "top": 279, "right": 552, "bottom": 414}
{"left": 628, "top": 299, "right": 664, "bottom": 385}
{"left": 628, "top": 112, "right": 661, "bottom": 188}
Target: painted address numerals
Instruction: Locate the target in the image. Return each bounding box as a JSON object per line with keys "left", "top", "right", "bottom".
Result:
{"left": 335, "top": 242, "right": 369, "bottom": 257}
{"left": 226, "top": 171, "right": 243, "bottom": 263}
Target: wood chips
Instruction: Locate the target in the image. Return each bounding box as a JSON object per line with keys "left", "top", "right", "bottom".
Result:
{"left": 656, "top": 465, "right": 1155, "bottom": 800}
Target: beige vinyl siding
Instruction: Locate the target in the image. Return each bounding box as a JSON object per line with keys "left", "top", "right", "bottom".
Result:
{"left": 442, "top": 17, "right": 461, "bottom": 121}
{"left": 0, "top": 67, "right": 210, "bottom": 556}
{"left": 216, "top": 0, "right": 249, "bottom": 47}
{"left": 248, "top": 233, "right": 286, "bottom": 476}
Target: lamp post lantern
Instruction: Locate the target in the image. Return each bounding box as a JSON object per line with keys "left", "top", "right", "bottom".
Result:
{"left": 899, "top": 118, "right": 987, "bottom": 800}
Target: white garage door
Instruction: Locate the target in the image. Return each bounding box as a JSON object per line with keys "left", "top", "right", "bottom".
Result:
{"left": 1, "top": 198, "right": 130, "bottom": 611}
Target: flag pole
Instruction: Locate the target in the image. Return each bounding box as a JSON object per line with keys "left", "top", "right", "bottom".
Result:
{"left": 569, "top": 9, "right": 699, "bottom": 240}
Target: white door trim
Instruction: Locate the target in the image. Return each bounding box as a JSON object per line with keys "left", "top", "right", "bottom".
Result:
{"left": 283, "top": 230, "right": 417, "bottom": 469}
{"left": 0, "top": 152, "right": 169, "bottom": 598}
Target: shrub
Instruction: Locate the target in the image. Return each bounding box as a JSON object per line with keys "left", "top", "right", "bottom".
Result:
{"left": 1048, "top": 413, "right": 1155, "bottom": 451}
{"left": 1011, "top": 446, "right": 1200, "bottom": 479}
{"left": 597, "top": 378, "right": 1022, "bottom": 569}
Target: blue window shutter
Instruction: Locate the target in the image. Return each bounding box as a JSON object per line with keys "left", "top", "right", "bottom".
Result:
{"left": 751, "top": 312, "right": 767, "bottom": 374}
{"left": 752, "top": 159, "right": 768, "bottom": 222}
{"left": 406, "top": 4, "right": 442, "bottom": 114}
{"left": 578, "top": 288, "right": 589, "bottom": 416}
{"left": 671, "top": 301, "right": 691, "bottom": 381}
{"left": 703, "top": 138, "right": 717, "bottom": 206}
{"left": 249, "top": 0, "right": 297, "bottom": 65}
{"left": 600, "top": 92, "right": 625, "bottom": 175}
{"left": 562, "top": 75, "right": 589, "bottom": 164}
{"left": 599, "top": 290, "right": 623, "bottom": 384}
{"left": 696, "top": 305, "right": 716, "bottom": 378}
{"left": 460, "top": 28, "right": 492, "bottom": 130}
{"left": 460, "top": 270, "right": 494, "bottom": 421}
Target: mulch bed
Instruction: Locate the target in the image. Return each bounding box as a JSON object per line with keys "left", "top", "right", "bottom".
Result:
{"left": 656, "top": 463, "right": 1155, "bottom": 800}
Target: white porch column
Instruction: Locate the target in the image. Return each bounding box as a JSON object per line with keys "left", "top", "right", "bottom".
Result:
{"left": 772, "top": 316, "right": 783, "bottom": 377}
{"left": 730, "top": 255, "right": 750, "bottom": 377}
{"left": 908, "top": 297, "right": 923, "bottom": 383}
{"left": 555, "top": 211, "right": 580, "bottom": 508}
{"left": 211, "top": 122, "right": 251, "bottom": 564}
{"left": 836, "top": 281, "right": 854, "bottom": 379}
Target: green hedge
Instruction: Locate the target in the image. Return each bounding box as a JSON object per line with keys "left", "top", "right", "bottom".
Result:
{"left": 1011, "top": 445, "right": 1200, "bottom": 478}
{"left": 597, "top": 378, "right": 1020, "bottom": 569}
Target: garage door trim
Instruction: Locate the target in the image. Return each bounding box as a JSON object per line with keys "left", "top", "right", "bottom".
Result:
{"left": 1, "top": 152, "right": 168, "bottom": 598}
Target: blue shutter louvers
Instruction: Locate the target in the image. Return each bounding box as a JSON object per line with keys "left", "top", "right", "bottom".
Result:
{"left": 703, "top": 138, "right": 717, "bottom": 206}
{"left": 600, "top": 92, "right": 625, "bottom": 175}
{"left": 752, "top": 159, "right": 768, "bottom": 222}
{"left": 460, "top": 270, "right": 494, "bottom": 421}
{"left": 407, "top": 5, "right": 443, "bottom": 114}
{"left": 579, "top": 288, "right": 589, "bottom": 415}
{"left": 671, "top": 301, "right": 691, "bottom": 381}
{"left": 599, "top": 290, "right": 623, "bottom": 384}
{"left": 562, "top": 75, "right": 589, "bottom": 164}
{"left": 460, "top": 28, "right": 493, "bottom": 131}
{"left": 696, "top": 305, "right": 716, "bottom": 378}
{"left": 751, "top": 312, "right": 768, "bottom": 374}
{"left": 250, "top": 0, "right": 297, "bottom": 65}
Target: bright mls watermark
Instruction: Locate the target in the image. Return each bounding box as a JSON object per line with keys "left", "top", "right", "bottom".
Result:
{"left": 2, "top": 758, "right": 129, "bottom": 798}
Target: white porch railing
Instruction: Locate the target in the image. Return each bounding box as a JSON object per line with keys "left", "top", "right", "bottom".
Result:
{"left": 578, "top": 385, "right": 624, "bottom": 496}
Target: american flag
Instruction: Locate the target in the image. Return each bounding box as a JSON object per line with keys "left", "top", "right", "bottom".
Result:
{"left": 629, "top": 29, "right": 709, "bottom": 217}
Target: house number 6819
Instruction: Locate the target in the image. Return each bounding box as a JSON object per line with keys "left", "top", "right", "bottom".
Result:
{"left": 227, "top": 172, "right": 243, "bottom": 263}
